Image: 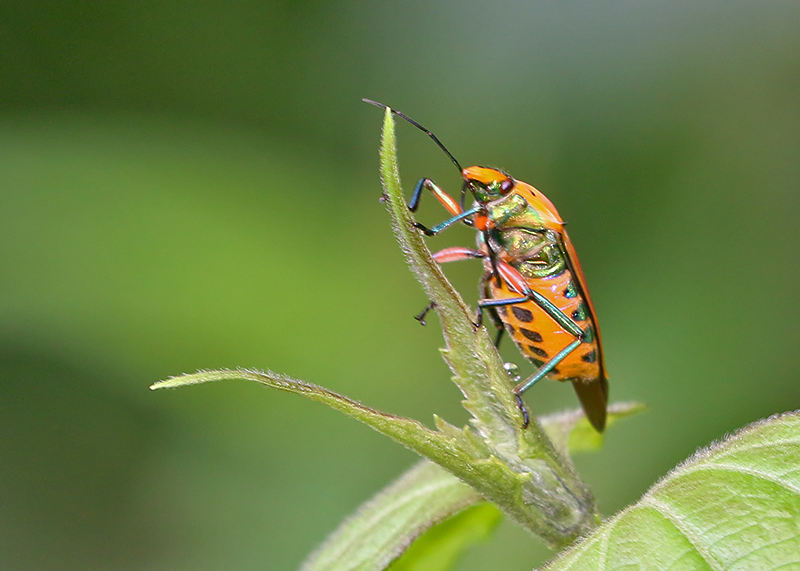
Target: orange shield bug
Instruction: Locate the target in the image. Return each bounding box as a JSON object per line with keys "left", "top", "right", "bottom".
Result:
{"left": 365, "top": 99, "right": 609, "bottom": 432}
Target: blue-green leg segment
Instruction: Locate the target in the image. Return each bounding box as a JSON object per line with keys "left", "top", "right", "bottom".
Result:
{"left": 513, "top": 338, "right": 582, "bottom": 395}
{"left": 510, "top": 338, "right": 582, "bottom": 429}
{"left": 408, "top": 177, "right": 482, "bottom": 236}
{"left": 414, "top": 206, "right": 481, "bottom": 236}
{"left": 410, "top": 177, "right": 467, "bottom": 215}
{"left": 479, "top": 294, "right": 583, "bottom": 337}
{"left": 409, "top": 178, "right": 436, "bottom": 211}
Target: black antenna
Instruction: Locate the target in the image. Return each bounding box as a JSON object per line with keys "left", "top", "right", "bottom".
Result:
{"left": 363, "top": 99, "right": 463, "bottom": 173}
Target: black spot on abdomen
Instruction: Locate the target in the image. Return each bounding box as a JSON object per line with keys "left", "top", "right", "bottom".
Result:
{"left": 527, "top": 345, "right": 548, "bottom": 358}
{"left": 511, "top": 306, "right": 533, "bottom": 322}
{"left": 519, "top": 328, "right": 543, "bottom": 343}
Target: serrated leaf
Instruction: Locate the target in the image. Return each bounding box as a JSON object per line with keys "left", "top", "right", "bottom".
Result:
{"left": 151, "top": 369, "right": 474, "bottom": 472}
{"left": 541, "top": 410, "right": 800, "bottom": 571}
{"left": 152, "top": 368, "right": 577, "bottom": 547}
{"left": 300, "top": 461, "right": 485, "bottom": 571}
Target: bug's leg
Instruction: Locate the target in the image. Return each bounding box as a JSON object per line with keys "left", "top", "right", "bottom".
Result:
{"left": 410, "top": 247, "right": 485, "bottom": 325}
{"left": 500, "top": 362, "right": 528, "bottom": 427}
{"left": 493, "top": 326, "right": 504, "bottom": 347}
{"left": 432, "top": 247, "right": 494, "bottom": 330}
{"left": 478, "top": 271, "right": 505, "bottom": 345}
{"left": 414, "top": 205, "right": 481, "bottom": 236}
{"left": 431, "top": 246, "right": 484, "bottom": 263}
{"left": 508, "top": 338, "right": 583, "bottom": 429}
{"left": 512, "top": 338, "right": 583, "bottom": 396}
{"left": 472, "top": 302, "right": 505, "bottom": 340}
{"left": 410, "top": 178, "right": 462, "bottom": 214}
{"left": 514, "top": 395, "right": 530, "bottom": 428}
{"left": 410, "top": 178, "right": 472, "bottom": 235}
{"left": 475, "top": 295, "right": 530, "bottom": 343}
{"left": 477, "top": 295, "right": 531, "bottom": 337}
{"left": 414, "top": 302, "right": 436, "bottom": 326}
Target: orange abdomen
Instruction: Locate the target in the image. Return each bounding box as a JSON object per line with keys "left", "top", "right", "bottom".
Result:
{"left": 489, "top": 271, "right": 602, "bottom": 383}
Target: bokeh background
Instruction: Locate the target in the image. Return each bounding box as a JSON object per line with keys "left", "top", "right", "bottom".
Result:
{"left": 2, "top": 2, "right": 799, "bottom": 570}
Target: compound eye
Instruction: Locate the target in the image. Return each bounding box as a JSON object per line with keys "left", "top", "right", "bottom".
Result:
{"left": 500, "top": 179, "right": 514, "bottom": 193}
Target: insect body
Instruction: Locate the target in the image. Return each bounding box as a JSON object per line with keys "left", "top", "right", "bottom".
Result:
{"left": 365, "top": 100, "right": 608, "bottom": 432}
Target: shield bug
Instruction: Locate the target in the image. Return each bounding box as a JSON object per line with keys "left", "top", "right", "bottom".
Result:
{"left": 365, "top": 99, "right": 609, "bottom": 432}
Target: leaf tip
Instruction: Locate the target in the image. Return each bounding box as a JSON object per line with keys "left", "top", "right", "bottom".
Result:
{"left": 150, "top": 379, "right": 169, "bottom": 391}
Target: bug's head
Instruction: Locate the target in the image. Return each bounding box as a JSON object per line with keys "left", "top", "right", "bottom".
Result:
{"left": 462, "top": 166, "right": 515, "bottom": 204}
{"left": 362, "top": 100, "right": 517, "bottom": 209}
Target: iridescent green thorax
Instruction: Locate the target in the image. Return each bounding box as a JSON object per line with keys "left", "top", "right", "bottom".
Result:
{"left": 480, "top": 194, "right": 567, "bottom": 280}
{"left": 483, "top": 192, "right": 556, "bottom": 229}
{"left": 486, "top": 228, "right": 566, "bottom": 280}
{"left": 483, "top": 193, "right": 527, "bottom": 226}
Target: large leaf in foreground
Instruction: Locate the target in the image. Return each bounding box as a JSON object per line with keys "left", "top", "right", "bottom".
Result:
{"left": 542, "top": 411, "right": 800, "bottom": 570}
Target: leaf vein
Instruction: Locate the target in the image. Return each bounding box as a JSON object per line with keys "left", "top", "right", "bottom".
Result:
{"left": 641, "top": 498, "right": 724, "bottom": 571}
{"left": 725, "top": 534, "right": 800, "bottom": 569}
{"left": 539, "top": 514, "right": 615, "bottom": 570}
{"left": 769, "top": 559, "right": 800, "bottom": 570}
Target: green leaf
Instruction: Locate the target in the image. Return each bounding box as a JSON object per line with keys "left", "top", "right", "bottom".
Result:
{"left": 152, "top": 369, "right": 471, "bottom": 471}
{"left": 541, "top": 410, "right": 800, "bottom": 570}
{"left": 300, "top": 461, "right": 486, "bottom": 571}
{"left": 388, "top": 503, "right": 502, "bottom": 571}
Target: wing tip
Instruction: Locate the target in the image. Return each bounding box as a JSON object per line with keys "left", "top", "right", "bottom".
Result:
{"left": 572, "top": 377, "right": 609, "bottom": 432}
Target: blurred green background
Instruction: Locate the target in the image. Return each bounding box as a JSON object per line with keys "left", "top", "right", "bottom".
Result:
{"left": 1, "top": 2, "right": 799, "bottom": 569}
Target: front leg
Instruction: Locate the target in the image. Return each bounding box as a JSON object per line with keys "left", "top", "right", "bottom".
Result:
{"left": 409, "top": 178, "right": 462, "bottom": 214}
{"left": 414, "top": 206, "right": 481, "bottom": 236}
{"left": 409, "top": 178, "right": 481, "bottom": 236}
